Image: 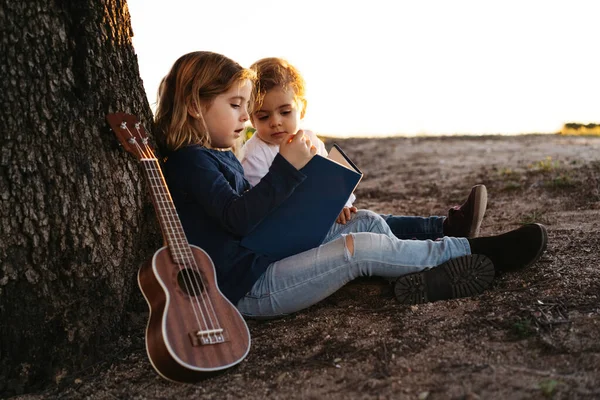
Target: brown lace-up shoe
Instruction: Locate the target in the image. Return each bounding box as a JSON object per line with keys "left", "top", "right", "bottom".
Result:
{"left": 443, "top": 185, "right": 488, "bottom": 238}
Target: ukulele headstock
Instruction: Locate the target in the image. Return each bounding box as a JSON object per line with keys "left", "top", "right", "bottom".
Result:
{"left": 106, "top": 113, "right": 154, "bottom": 160}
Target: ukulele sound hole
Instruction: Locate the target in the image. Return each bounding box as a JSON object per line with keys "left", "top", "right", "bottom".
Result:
{"left": 177, "top": 269, "right": 205, "bottom": 297}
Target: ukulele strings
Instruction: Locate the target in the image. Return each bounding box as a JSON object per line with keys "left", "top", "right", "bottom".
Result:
{"left": 125, "top": 123, "right": 221, "bottom": 339}
{"left": 135, "top": 132, "right": 218, "bottom": 338}
{"left": 138, "top": 134, "right": 221, "bottom": 339}
{"left": 143, "top": 162, "right": 216, "bottom": 333}
{"left": 145, "top": 162, "right": 222, "bottom": 337}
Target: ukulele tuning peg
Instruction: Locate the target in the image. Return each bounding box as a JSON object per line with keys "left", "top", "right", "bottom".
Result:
{"left": 135, "top": 122, "right": 141, "bottom": 129}
{"left": 120, "top": 121, "right": 127, "bottom": 129}
{"left": 128, "top": 137, "right": 136, "bottom": 144}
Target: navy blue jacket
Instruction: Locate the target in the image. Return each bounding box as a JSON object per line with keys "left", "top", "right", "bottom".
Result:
{"left": 162, "top": 145, "right": 306, "bottom": 304}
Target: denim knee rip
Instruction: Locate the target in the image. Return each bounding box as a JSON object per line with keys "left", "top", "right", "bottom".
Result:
{"left": 342, "top": 233, "right": 354, "bottom": 261}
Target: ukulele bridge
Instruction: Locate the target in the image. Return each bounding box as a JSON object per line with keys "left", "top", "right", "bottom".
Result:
{"left": 189, "top": 328, "right": 226, "bottom": 346}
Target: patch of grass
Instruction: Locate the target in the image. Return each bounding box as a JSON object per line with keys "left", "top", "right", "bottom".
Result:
{"left": 498, "top": 167, "right": 524, "bottom": 191}
{"left": 519, "top": 210, "right": 546, "bottom": 225}
{"left": 512, "top": 318, "right": 536, "bottom": 339}
{"left": 538, "top": 379, "right": 560, "bottom": 398}
{"left": 499, "top": 167, "right": 517, "bottom": 177}
{"left": 529, "top": 156, "right": 560, "bottom": 172}
{"left": 502, "top": 181, "right": 522, "bottom": 191}
{"left": 546, "top": 173, "right": 575, "bottom": 189}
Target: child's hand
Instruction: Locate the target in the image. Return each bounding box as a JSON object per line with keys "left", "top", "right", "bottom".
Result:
{"left": 279, "top": 130, "right": 317, "bottom": 170}
{"left": 336, "top": 206, "right": 357, "bottom": 224}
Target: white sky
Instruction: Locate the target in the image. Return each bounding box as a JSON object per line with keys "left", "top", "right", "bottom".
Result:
{"left": 128, "top": 0, "right": 599, "bottom": 137}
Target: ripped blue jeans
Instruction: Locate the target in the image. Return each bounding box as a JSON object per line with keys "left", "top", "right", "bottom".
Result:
{"left": 236, "top": 210, "right": 470, "bottom": 318}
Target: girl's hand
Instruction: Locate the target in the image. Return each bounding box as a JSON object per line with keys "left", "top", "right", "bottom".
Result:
{"left": 279, "top": 130, "right": 317, "bottom": 170}
{"left": 336, "top": 206, "right": 357, "bottom": 224}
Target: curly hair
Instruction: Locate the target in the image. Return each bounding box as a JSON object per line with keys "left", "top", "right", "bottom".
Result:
{"left": 249, "top": 57, "right": 306, "bottom": 117}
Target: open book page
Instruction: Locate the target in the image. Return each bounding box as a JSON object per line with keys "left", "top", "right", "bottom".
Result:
{"left": 327, "top": 144, "right": 361, "bottom": 174}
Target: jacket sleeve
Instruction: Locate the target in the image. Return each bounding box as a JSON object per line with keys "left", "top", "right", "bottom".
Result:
{"left": 181, "top": 149, "right": 305, "bottom": 236}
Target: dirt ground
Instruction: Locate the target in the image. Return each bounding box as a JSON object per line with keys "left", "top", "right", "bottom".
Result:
{"left": 11, "top": 134, "right": 600, "bottom": 399}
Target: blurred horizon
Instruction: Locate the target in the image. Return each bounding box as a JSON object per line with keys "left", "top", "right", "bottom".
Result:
{"left": 128, "top": 0, "right": 600, "bottom": 137}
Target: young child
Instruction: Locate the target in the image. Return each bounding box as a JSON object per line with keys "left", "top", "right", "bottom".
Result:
{"left": 155, "top": 51, "right": 548, "bottom": 317}
{"left": 241, "top": 57, "right": 486, "bottom": 240}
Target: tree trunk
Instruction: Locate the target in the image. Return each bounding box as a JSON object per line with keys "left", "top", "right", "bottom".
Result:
{"left": 0, "top": 1, "right": 160, "bottom": 394}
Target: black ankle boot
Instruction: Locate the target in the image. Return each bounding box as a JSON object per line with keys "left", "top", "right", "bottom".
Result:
{"left": 468, "top": 224, "right": 548, "bottom": 274}
{"left": 394, "top": 254, "right": 495, "bottom": 304}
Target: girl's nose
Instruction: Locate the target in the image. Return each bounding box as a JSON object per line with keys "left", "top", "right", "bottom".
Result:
{"left": 241, "top": 107, "right": 249, "bottom": 122}
{"left": 270, "top": 116, "right": 281, "bottom": 128}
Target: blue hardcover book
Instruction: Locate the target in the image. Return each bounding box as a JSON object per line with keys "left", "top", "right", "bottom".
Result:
{"left": 241, "top": 144, "right": 363, "bottom": 260}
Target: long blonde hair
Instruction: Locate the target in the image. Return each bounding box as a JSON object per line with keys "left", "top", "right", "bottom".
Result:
{"left": 155, "top": 51, "right": 255, "bottom": 152}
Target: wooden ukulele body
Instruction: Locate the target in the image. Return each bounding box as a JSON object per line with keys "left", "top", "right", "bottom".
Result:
{"left": 138, "top": 243, "right": 250, "bottom": 382}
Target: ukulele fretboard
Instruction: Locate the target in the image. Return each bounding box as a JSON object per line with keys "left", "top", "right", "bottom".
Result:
{"left": 141, "top": 159, "right": 192, "bottom": 264}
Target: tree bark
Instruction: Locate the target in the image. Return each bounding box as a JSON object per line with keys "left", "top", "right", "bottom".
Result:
{"left": 0, "top": 1, "right": 160, "bottom": 394}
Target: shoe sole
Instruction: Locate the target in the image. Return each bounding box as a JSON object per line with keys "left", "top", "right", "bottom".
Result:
{"left": 468, "top": 185, "right": 487, "bottom": 238}
{"left": 394, "top": 254, "right": 495, "bottom": 304}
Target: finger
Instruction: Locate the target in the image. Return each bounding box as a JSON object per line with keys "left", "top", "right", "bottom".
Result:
{"left": 284, "top": 133, "right": 296, "bottom": 144}
{"left": 343, "top": 208, "right": 351, "bottom": 220}
{"left": 350, "top": 206, "right": 358, "bottom": 213}
{"left": 309, "top": 145, "right": 318, "bottom": 155}
{"left": 347, "top": 208, "right": 355, "bottom": 220}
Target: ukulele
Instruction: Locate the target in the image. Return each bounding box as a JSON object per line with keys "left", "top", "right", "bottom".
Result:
{"left": 106, "top": 113, "right": 250, "bottom": 382}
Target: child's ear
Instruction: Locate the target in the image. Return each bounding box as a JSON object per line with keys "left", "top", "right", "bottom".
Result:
{"left": 299, "top": 98, "right": 308, "bottom": 119}
{"left": 188, "top": 102, "right": 204, "bottom": 119}
{"left": 187, "top": 105, "right": 200, "bottom": 118}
